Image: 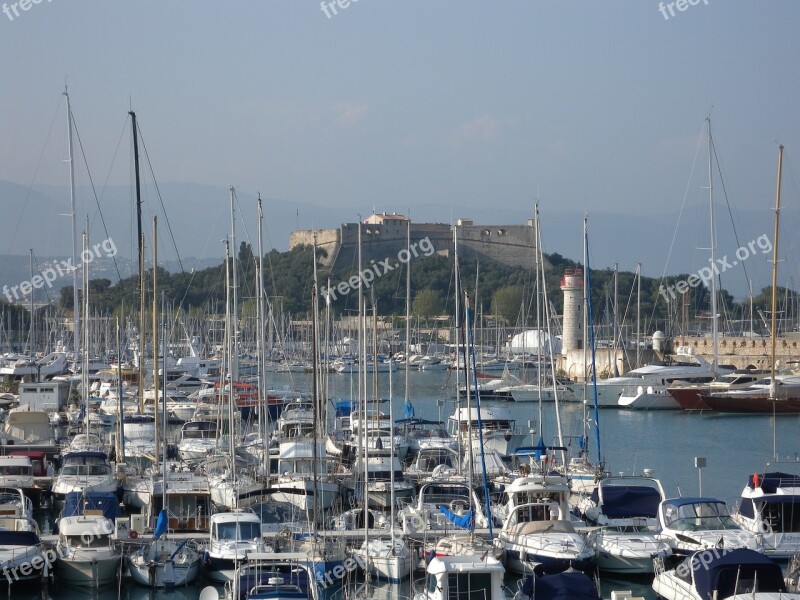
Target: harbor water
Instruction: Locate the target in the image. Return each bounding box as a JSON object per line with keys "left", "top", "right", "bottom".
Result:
{"left": 31, "top": 368, "right": 800, "bottom": 599}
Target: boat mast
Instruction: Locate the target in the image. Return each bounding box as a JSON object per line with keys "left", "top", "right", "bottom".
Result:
{"left": 769, "top": 146, "right": 784, "bottom": 402}
{"left": 534, "top": 203, "right": 544, "bottom": 435}
{"left": 636, "top": 263, "right": 641, "bottom": 368}
{"left": 229, "top": 187, "right": 239, "bottom": 382}
{"left": 311, "top": 234, "right": 321, "bottom": 528}
{"left": 613, "top": 264, "right": 618, "bottom": 375}
{"left": 256, "top": 195, "right": 267, "bottom": 474}
{"left": 64, "top": 88, "right": 79, "bottom": 360}
{"left": 707, "top": 117, "right": 719, "bottom": 373}
{"left": 82, "top": 224, "right": 90, "bottom": 435}
{"left": 28, "top": 249, "right": 34, "bottom": 357}
{"left": 129, "top": 111, "right": 146, "bottom": 415}
{"left": 404, "top": 219, "right": 411, "bottom": 425}
{"left": 581, "top": 216, "right": 589, "bottom": 454}
{"left": 152, "top": 216, "right": 159, "bottom": 465}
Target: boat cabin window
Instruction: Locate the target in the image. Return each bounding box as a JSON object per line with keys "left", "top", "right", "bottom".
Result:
{"left": 215, "top": 520, "right": 261, "bottom": 541}
{"left": 515, "top": 504, "right": 549, "bottom": 523}
{"left": 0, "top": 465, "right": 31, "bottom": 476}
{"left": 447, "top": 572, "right": 493, "bottom": 599}
{"left": 418, "top": 452, "right": 456, "bottom": 472}
{"left": 665, "top": 502, "right": 739, "bottom": 531}
{"left": 760, "top": 501, "right": 800, "bottom": 533}
{"left": 421, "top": 485, "right": 471, "bottom": 506}
{"left": 367, "top": 470, "right": 405, "bottom": 482}
{"left": 60, "top": 464, "right": 110, "bottom": 476}
{"left": 66, "top": 533, "right": 110, "bottom": 548}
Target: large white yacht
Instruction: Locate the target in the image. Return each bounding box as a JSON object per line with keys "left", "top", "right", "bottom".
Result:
{"left": 589, "top": 347, "right": 732, "bottom": 408}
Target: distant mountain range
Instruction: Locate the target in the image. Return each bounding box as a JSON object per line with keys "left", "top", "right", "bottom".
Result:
{"left": 1, "top": 179, "right": 796, "bottom": 301}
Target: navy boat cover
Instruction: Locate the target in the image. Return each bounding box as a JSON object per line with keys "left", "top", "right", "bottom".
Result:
{"left": 519, "top": 570, "right": 600, "bottom": 600}
{"left": 689, "top": 548, "right": 786, "bottom": 600}
{"left": 63, "top": 491, "right": 122, "bottom": 520}
{"left": 599, "top": 485, "right": 661, "bottom": 519}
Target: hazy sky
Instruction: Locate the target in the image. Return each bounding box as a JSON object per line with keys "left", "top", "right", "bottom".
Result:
{"left": 2, "top": 2, "right": 799, "bottom": 273}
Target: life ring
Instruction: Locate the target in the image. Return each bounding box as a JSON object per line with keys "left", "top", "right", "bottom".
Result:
{"left": 130, "top": 530, "right": 138, "bottom": 539}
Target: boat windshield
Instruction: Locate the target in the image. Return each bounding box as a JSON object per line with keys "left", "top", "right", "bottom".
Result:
{"left": 215, "top": 520, "right": 261, "bottom": 541}
{"left": 60, "top": 464, "right": 110, "bottom": 476}
{"left": 665, "top": 502, "right": 740, "bottom": 531}
{"left": 0, "top": 465, "right": 31, "bottom": 476}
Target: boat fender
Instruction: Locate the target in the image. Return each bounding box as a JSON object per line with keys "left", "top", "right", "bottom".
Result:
{"left": 760, "top": 521, "right": 772, "bottom": 535}
{"left": 130, "top": 530, "right": 138, "bottom": 539}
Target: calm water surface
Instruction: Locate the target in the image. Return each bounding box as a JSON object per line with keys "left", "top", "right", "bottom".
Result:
{"left": 37, "top": 369, "right": 799, "bottom": 599}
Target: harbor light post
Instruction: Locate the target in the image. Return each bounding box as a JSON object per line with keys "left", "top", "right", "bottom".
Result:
{"left": 694, "top": 456, "right": 706, "bottom": 495}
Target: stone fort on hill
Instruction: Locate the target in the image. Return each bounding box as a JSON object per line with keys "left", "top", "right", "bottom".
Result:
{"left": 289, "top": 212, "right": 550, "bottom": 271}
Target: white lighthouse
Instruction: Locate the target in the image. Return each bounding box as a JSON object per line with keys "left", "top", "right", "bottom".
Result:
{"left": 560, "top": 268, "right": 583, "bottom": 356}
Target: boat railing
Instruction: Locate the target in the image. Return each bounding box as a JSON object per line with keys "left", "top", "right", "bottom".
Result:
{"left": 653, "top": 554, "right": 666, "bottom": 579}
{"left": 166, "top": 505, "right": 208, "bottom": 532}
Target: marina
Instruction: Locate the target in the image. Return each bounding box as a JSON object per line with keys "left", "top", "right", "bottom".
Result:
{"left": 0, "top": 366, "right": 798, "bottom": 599}
{"left": 3, "top": 3, "right": 800, "bottom": 600}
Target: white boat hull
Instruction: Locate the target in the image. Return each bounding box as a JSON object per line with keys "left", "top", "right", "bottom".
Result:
{"left": 127, "top": 540, "right": 201, "bottom": 588}
{"left": 618, "top": 388, "right": 681, "bottom": 410}
{"left": 269, "top": 479, "right": 340, "bottom": 511}
{"left": 55, "top": 552, "right": 120, "bottom": 588}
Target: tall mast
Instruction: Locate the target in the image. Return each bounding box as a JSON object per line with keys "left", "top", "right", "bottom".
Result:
{"left": 256, "top": 195, "right": 267, "bottom": 472}
{"left": 534, "top": 204, "right": 543, "bottom": 434}
{"left": 28, "top": 249, "right": 34, "bottom": 355}
{"left": 582, "top": 217, "right": 589, "bottom": 454}
{"left": 152, "top": 216, "right": 159, "bottom": 465}
{"left": 769, "top": 146, "right": 784, "bottom": 402}
{"left": 613, "top": 264, "right": 618, "bottom": 375}
{"left": 453, "top": 225, "right": 462, "bottom": 463}
{"left": 82, "top": 225, "right": 90, "bottom": 434}
{"left": 229, "top": 187, "right": 239, "bottom": 382}
{"left": 636, "top": 263, "right": 641, "bottom": 368}
{"left": 64, "top": 88, "right": 79, "bottom": 359}
{"left": 311, "top": 234, "right": 321, "bottom": 527}
{"left": 404, "top": 220, "right": 411, "bottom": 419}
{"left": 130, "top": 111, "right": 146, "bottom": 415}
{"left": 707, "top": 117, "right": 719, "bottom": 372}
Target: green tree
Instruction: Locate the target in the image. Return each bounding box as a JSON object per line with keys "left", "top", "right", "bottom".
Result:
{"left": 491, "top": 286, "right": 523, "bottom": 324}
{"left": 412, "top": 289, "right": 443, "bottom": 321}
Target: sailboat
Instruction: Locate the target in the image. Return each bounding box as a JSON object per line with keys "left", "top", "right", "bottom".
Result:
{"left": 346, "top": 225, "right": 408, "bottom": 589}
{"left": 432, "top": 245, "right": 504, "bottom": 563}
{"left": 352, "top": 245, "right": 412, "bottom": 582}
{"left": 207, "top": 217, "right": 264, "bottom": 510}
{"left": 700, "top": 145, "right": 800, "bottom": 413}
{"left": 128, "top": 285, "right": 202, "bottom": 588}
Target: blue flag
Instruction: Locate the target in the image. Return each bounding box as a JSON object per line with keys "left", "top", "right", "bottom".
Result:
{"left": 404, "top": 399, "right": 415, "bottom": 418}
{"left": 533, "top": 437, "right": 546, "bottom": 461}
{"left": 154, "top": 508, "right": 169, "bottom": 539}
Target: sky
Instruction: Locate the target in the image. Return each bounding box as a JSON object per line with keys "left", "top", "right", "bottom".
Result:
{"left": 2, "top": 1, "right": 800, "bottom": 297}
